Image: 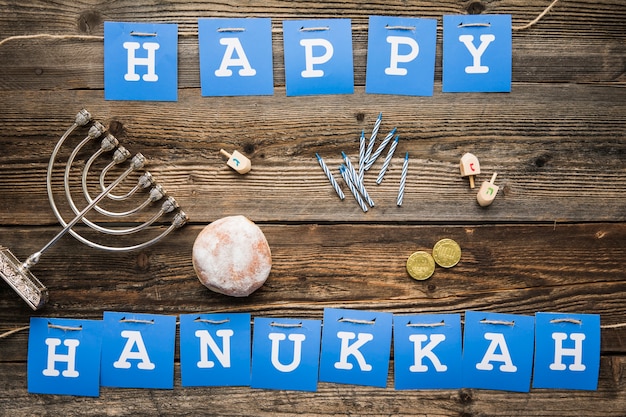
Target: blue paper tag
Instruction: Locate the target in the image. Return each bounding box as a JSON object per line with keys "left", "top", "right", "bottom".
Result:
{"left": 365, "top": 16, "right": 437, "bottom": 96}
{"left": 533, "top": 312, "right": 601, "bottom": 390}
{"left": 179, "top": 313, "right": 251, "bottom": 387}
{"left": 198, "top": 18, "right": 274, "bottom": 96}
{"left": 27, "top": 317, "right": 103, "bottom": 397}
{"left": 100, "top": 311, "right": 177, "bottom": 389}
{"left": 393, "top": 314, "right": 462, "bottom": 390}
{"left": 250, "top": 317, "right": 322, "bottom": 391}
{"left": 319, "top": 308, "right": 393, "bottom": 387}
{"left": 462, "top": 311, "right": 534, "bottom": 392}
{"left": 283, "top": 19, "right": 354, "bottom": 96}
{"left": 104, "top": 21, "right": 178, "bottom": 101}
{"left": 442, "top": 14, "right": 512, "bottom": 92}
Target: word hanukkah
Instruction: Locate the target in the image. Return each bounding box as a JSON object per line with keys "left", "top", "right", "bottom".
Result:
{"left": 104, "top": 15, "right": 512, "bottom": 101}
{"left": 27, "top": 308, "right": 600, "bottom": 397}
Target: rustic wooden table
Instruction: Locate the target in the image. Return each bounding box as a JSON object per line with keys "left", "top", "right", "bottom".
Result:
{"left": 1, "top": 1, "right": 625, "bottom": 416}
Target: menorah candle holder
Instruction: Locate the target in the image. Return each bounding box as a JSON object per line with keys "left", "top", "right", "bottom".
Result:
{"left": 0, "top": 109, "right": 188, "bottom": 310}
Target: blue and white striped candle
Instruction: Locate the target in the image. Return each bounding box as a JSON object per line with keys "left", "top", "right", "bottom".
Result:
{"left": 397, "top": 152, "right": 409, "bottom": 207}
{"left": 376, "top": 135, "right": 399, "bottom": 185}
{"left": 315, "top": 153, "right": 345, "bottom": 200}
{"left": 364, "top": 127, "right": 396, "bottom": 171}
{"left": 339, "top": 165, "right": 368, "bottom": 212}
{"left": 358, "top": 130, "right": 366, "bottom": 182}
{"left": 341, "top": 152, "right": 375, "bottom": 207}
{"left": 364, "top": 112, "right": 382, "bottom": 163}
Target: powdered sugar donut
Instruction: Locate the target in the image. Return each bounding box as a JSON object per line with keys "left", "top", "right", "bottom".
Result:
{"left": 192, "top": 215, "right": 272, "bottom": 297}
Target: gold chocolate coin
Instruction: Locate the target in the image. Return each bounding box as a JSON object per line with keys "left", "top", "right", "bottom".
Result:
{"left": 406, "top": 251, "right": 436, "bottom": 281}
{"left": 432, "top": 238, "right": 461, "bottom": 268}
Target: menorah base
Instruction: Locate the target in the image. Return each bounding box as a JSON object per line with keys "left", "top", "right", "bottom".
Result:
{"left": 0, "top": 246, "right": 48, "bottom": 310}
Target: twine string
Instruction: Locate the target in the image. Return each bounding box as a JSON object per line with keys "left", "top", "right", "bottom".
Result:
{"left": 130, "top": 31, "right": 157, "bottom": 37}
{"left": 385, "top": 25, "right": 416, "bottom": 31}
{"left": 338, "top": 317, "right": 376, "bottom": 325}
{"left": 0, "top": 34, "right": 104, "bottom": 47}
{"left": 195, "top": 318, "right": 230, "bottom": 325}
{"left": 0, "top": 0, "right": 562, "bottom": 48}
{"left": 270, "top": 322, "right": 303, "bottom": 328}
{"left": 0, "top": 325, "right": 30, "bottom": 339}
{"left": 217, "top": 27, "right": 246, "bottom": 33}
{"left": 480, "top": 319, "right": 516, "bottom": 326}
{"left": 406, "top": 320, "right": 446, "bottom": 328}
{"left": 300, "top": 26, "right": 330, "bottom": 32}
{"left": 119, "top": 318, "right": 155, "bottom": 324}
{"left": 48, "top": 323, "right": 83, "bottom": 331}
{"left": 550, "top": 318, "right": 583, "bottom": 325}
{"left": 2, "top": 316, "right": 626, "bottom": 339}
{"left": 458, "top": 22, "right": 491, "bottom": 28}
{"left": 513, "top": 0, "right": 561, "bottom": 31}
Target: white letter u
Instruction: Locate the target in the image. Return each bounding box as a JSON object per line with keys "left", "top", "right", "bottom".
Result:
{"left": 268, "top": 333, "right": 306, "bottom": 373}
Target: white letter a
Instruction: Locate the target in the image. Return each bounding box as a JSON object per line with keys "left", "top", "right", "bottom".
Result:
{"left": 476, "top": 332, "right": 517, "bottom": 372}
{"left": 113, "top": 330, "right": 156, "bottom": 370}
{"left": 215, "top": 38, "right": 257, "bottom": 77}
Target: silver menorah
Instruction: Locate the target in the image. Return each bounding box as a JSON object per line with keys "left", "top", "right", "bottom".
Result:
{"left": 0, "top": 109, "right": 188, "bottom": 310}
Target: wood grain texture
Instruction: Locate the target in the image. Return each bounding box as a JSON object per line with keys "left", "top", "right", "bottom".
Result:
{"left": 0, "top": 357, "right": 624, "bottom": 417}
{"left": 0, "top": 0, "right": 625, "bottom": 89}
{"left": 0, "top": 0, "right": 625, "bottom": 415}
{"left": 0, "top": 86, "right": 624, "bottom": 224}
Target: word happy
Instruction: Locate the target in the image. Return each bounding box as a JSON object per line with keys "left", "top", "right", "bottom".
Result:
{"left": 27, "top": 309, "right": 600, "bottom": 397}
{"left": 103, "top": 15, "right": 512, "bottom": 101}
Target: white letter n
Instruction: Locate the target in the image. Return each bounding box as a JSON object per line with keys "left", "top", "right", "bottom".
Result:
{"left": 195, "top": 329, "right": 234, "bottom": 369}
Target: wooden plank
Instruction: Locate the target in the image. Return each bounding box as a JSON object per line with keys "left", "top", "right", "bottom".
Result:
{"left": 0, "top": 357, "right": 624, "bottom": 416}
{"left": 0, "top": 87, "right": 625, "bottom": 224}
{"left": 0, "top": 1, "right": 625, "bottom": 89}
{"left": 0, "top": 0, "right": 624, "bottom": 414}
{"left": 1, "top": 32, "right": 624, "bottom": 89}
{"left": 1, "top": 223, "right": 624, "bottom": 361}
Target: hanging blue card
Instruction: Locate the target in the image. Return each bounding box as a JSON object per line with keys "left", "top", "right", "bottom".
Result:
{"left": 198, "top": 18, "right": 274, "bottom": 96}
{"left": 250, "top": 317, "right": 322, "bottom": 391}
{"left": 533, "top": 312, "right": 601, "bottom": 390}
{"left": 319, "top": 308, "right": 393, "bottom": 387}
{"left": 104, "top": 21, "right": 178, "bottom": 101}
{"left": 180, "top": 313, "right": 251, "bottom": 387}
{"left": 283, "top": 19, "right": 354, "bottom": 96}
{"left": 462, "top": 310, "right": 534, "bottom": 392}
{"left": 365, "top": 16, "right": 437, "bottom": 96}
{"left": 393, "top": 314, "right": 462, "bottom": 390}
{"left": 100, "top": 311, "right": 176, "bottom": 389}
{"left": 27, "top": 317, "right": 103, "bottom": 397}
{"left": 442, "top": 14, "right": 511, "bottom": 92}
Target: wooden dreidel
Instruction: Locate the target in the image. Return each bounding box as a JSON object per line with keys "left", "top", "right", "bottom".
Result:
{"left": 477, "top": 173, "right": 499, "bottom": 207}
{"left": 460, "top": 152, "right": 481, "bottom": 188}
{"left": 220, "top": 149, "right": 251, "bottom": 174}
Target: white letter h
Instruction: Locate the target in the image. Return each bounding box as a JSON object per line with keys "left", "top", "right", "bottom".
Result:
{"left": 42, "top": 338, "right": 80, "bottom": 378}
{"left": 123, "top": 41, "right": 160, "bottom": 82}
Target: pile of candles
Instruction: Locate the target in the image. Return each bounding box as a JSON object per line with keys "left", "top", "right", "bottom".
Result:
{"left": 316, "top": 113, "right": 409, "bottom": 212}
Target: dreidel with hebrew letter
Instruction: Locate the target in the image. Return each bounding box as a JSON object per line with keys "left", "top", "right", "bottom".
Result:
{"left": 220, "top": 149, "right": 251, "bottom": 174}
{"left": 460, "top": 152, "right": 481, "bottom": 189}
{"left": 477, "top": 173, "right": 499, "bottom": 207}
